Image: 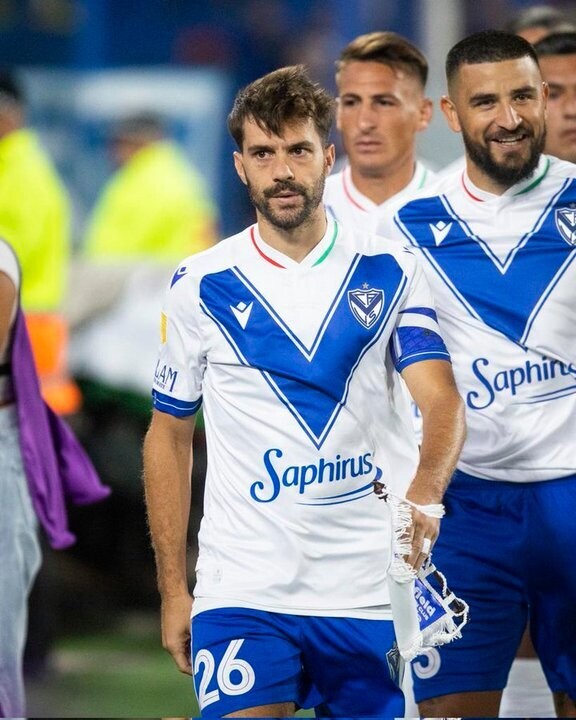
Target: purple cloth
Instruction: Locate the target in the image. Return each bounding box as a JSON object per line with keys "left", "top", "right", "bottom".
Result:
{"left": 11, "top": 308, "right": 110, "bottom": 549}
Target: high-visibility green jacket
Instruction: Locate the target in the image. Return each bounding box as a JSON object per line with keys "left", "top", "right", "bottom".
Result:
{"left": 84, "top": 141, "right": 217, "bottom": 261}
{"left": 0, "top": 128, "right": 70, "bottom": 311}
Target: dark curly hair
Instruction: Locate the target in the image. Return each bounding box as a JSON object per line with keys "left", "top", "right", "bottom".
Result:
{"left": 227, "top": 65, "right": 335, "bottom": 150}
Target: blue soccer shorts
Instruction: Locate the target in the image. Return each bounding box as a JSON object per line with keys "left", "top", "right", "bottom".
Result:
{"left": 191, "top": 607, "right": 404, "bottom": 717}
{"left": 411, "top": 469, "right": 576, "bottom": 703}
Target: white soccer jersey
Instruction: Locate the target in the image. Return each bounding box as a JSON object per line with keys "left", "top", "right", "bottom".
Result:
{"left": 0, "top": 238, "right": 19, "bottom": 402}
{"left": 152, "top": 219, "right": 450, "bottom": 614}
{"left": 323, "top": 161, "right": 433, "bottom": 234}
{"left": 377, "top": 155, "right": 576, "bottom": 482}
{"left": 323, "top": 161, "right": 435, "bottom": 440}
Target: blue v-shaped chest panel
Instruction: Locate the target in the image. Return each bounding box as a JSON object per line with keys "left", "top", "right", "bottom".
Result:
{"left": 396, "top": 180, "right": 576, "bottom": 346}
{"left": 199, "top": 254, "right": 406, "bottom": 448}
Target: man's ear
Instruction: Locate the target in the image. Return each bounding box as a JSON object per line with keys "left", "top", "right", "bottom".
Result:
{"left": 440, "top": 95, "right": 462, "bottom": 133}
{"left": 233, "top": 151, "right": 248, "bottom": 185}
{"left": 325, "top": 143, "right": 336, "bottom": 174}
{"left": 335, "top": 97, "right": 343, "bottom": 131}
{"left": 542, "top": 80, "right": 549, "bottom": 116}
{"left": 417, "top": 96, "right": 434, "bottom": 132}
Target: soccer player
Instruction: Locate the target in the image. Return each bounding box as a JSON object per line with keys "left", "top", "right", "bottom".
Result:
{"left": 377, "top": 30, "right": 576, "bottom": 718}
{"left": 500, "top": 27, "right": 576, "bottom": 720}
{"left": 143, "top": 65, "right": 465, "bottom": 718}
{"left": 325, "top": 31, "right": 434, "bottom": 451}
{"left": 324, "top": 36, "right": 435, "bottom": 715}
{"left": 324, "top": 31, "right": 433, "bottom": 233}
{"left": 534, "top": 31, "right": 576, "bottom": 164}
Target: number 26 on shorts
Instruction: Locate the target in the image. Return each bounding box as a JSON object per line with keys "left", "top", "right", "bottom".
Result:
{"left": 194, "top": 639, "right": 256, "bottom": 710}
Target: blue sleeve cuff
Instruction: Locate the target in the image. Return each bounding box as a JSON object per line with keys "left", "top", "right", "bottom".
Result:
{"left": 395, "top": 350, "right": 452, "bottom": 373}
{"left": 152, "top": 389, "right": 202, "bottom": 417}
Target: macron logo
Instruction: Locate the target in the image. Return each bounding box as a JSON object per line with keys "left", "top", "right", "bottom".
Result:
{"left": 430, "top": 221, "right": 452, "bottom": 246}
{"left": 230, "top": 301, "right": 253, "bottom": 329}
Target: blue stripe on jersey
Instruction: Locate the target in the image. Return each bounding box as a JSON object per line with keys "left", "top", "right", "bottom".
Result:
{"left": 199, "top": 254, "right": 406, "bottom": 448}
{"left": 233, "top": 257, "right": 361, "bottom": 359}
{"left": 153, "top": 389, "right": 202, "bottom": 416}
{"left": 296, "top": 480, "right": 375, "bottom": 506}
{"left": 391, "top": 326, "right": 450, "bottom": 373}
{"left": 399, "top": 306, "right": 438, "bottom": 321}
{"left": 395, "top": 179, "right": 576, "bottom": 347}
{"left": 518, "top": 383, "right": 576, "bottom": 404}
{"left": 297, "top": 491, "right": 375, "bottom": 506}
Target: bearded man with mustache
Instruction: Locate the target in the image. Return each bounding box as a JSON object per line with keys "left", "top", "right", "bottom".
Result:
{"left": 377, "top": 29, "right": 576, "bottom": 719}
{"left": 143, "top": 64, "right": 465, "bottom": 718}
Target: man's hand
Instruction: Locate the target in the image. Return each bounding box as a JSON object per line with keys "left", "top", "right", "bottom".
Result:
{"left": 374, "top": 480, "right": 442, "bottom": 573}
{"left": 405, "top": 506, "right": 440, "bottom": 572}
{"left": 161, "top": 593, "right": 194, "bottom": 675}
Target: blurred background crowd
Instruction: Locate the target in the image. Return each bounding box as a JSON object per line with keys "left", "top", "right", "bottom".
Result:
{"left": 2, "top": 0, "right": 576, "bottom": 715}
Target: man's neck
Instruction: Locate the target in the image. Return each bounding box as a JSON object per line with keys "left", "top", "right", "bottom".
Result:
{"left": 256, "top": 208, "right": 328, "bottom": 263}
{"left": 465, "top": 161, "right": 510, "bottom": 196}
{"left": 350, "top": 160, "right": 416, "bottom": 206}
{"left": 464, "top": 156, "right": 547, "bottom": 198}
{"left": 0, "top": 113, "right": 24, "bottom": 139}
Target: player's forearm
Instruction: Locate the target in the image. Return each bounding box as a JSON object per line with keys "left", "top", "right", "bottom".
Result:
{"left": 143, "top": 414, "right": 194, "bottom": 598}
{"left": 408, "top": 388, "right": 466, "bottom": 504}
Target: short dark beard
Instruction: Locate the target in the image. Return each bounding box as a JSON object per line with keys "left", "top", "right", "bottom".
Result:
{"left": 247, "top": 175, "right": 326, "bottom": 230}
{"left": 462, "top": 126, "right": 546, "bottom": 187}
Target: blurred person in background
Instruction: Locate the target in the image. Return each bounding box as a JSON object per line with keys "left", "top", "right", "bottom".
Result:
{"left": 68, "top": 111, "right": 218, "bottom": 420}
{"left": 66, "top": 110, "right": 219, "bottom": 618}
{"left": 0, "top": 237, "right": 109, "bottom": 718}
{"left": 0, "top": 66, "right": 85, "bottom": 687}
{"left": 324, "top": 32, "right": 448, "bottom": 718}
{"left": 324, "top": 31, "right": 433, "bottom": 234}
{"left": 503, "top": 3, "right": 575, "bottom": 44}
{"left": 71, "top": 108, "right": 218, "bottom": 439}
{"left": 71, "top": 110, "right": 218, "bottom": 388}
{"left": 84, "top": 111, "right": 217, "bottom": 263}
{"left": 534, "top": 31, "right": 576, "bottom": 163}
{"left": 0, "top": 70, "right": 80, "bottom": 417}
{"left": 324, "top": 32, "right": 435, "bottom": 525}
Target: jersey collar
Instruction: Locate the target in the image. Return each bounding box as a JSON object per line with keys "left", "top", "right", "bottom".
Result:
{"left": 342, "top": 165, "right": 372, "bottom": 212}
{"left": 342, "top": 162, "right": 429, "bottom": 211}
{"left": 250, "top": 218, "right": 339, "bottom": 269}
{"left": 461, "top": 155, "right": 550, "bottom": 202}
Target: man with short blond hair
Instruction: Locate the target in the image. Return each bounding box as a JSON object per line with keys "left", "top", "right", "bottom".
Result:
{"left": 324, "top": 31, "right": 433, "bottom": 233}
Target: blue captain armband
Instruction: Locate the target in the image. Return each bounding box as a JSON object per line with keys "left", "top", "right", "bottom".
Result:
{"left": 152, "top": 389, "right": 202, "bottom": 417}
{"left": 390, "top": 325, "right": 451, "bottom": 373}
